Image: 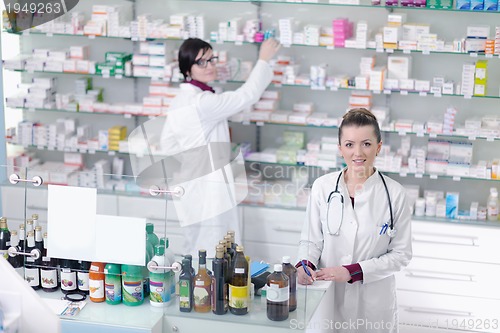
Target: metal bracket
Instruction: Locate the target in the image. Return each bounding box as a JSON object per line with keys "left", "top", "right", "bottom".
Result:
{"left": 9, "top": 174, "right": 43, "bottom": 187}
{"left": 8, "top": 247, "right": 41, "bottom": 260}
{"left": 149, "top": 185, "right": 185, "bottom": 198}
{"left": 147, "top": 260, "right": 182, "bottom": 273}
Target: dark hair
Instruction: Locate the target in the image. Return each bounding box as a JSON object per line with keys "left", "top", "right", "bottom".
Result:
{"left": 178, "top": 38, "right": 212, "bottom": 80}
{"left": 338, "top": 108, "right": 381, "bottom": 143}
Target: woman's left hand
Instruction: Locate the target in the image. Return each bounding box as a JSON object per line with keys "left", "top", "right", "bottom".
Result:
{"left": 316, "top": 266, "right": 351, "bottom": 282}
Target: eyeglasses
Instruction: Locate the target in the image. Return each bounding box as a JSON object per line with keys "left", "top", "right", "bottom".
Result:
{"left": 194, "top": 56, "right": 219, "bottom": 68}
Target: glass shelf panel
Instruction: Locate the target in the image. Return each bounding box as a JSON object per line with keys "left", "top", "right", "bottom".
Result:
{"left": 10, "top": 107, "right": 152, "bottom": 117}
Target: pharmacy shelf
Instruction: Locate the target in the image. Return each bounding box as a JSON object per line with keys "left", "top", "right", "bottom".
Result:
{"left": 6, "top": 29, "right": 186, "bottom": 42}
{"left": 212, "top": 39, "right": 500, "bottom": 59}
{"left": 7, "top": 68, "right": 500, "bottom": 100}
{"left": 6, "top": 141, "right": 130, "bottom": 156}
{"left": 190, "top": 0, "right": 500, "bottom": 14}
{"left": 9, "top": 106, "right": 156, "bottom": 118}
{"left": 230, "top": 120, "right": 500, "bottom": 142}
{"left": 245, "top": 159, "right": 500, "bottom": 183}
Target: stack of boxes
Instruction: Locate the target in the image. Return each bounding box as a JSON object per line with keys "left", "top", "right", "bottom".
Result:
{"left": 383, "top": 14, "right": 406, "bottom": 49}
{"left": 495, "top": 27, "right": 500, "bottom": 54}
{"left": 387, "top": 56, "right": 412, "bottom": 91}
{"left": 474, "top": 59, "right": 488, "bottom": 96}
{"left": 133, "top": 42, "right": 173, "bottom": 79}
{"left": 443, "top": 107, "right": 458, "bottom": 134}
{"left": 106, "top": 126, "right": 127, "bottom": 152}
{"left": 278, "top": 18, "right": 295, "bottom": 46}
{"left": 96, "top": 51, "right": 132, "bottom": 77}
{"left": 303, "top": 25, "right": 320, "bottom": 46}
{"left": 461, "top": 62, "right": 476, "bottom": 96}
{"left": 332, "top": 18, "right": 353, "bottom": 48}
{"left": 277, "top": 131, "right": 305, "bottom": 165}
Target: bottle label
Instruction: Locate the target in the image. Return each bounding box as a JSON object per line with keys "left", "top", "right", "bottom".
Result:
{"left": 229, "top": 285, "right": 248, "bottom": 309}
{"left": 78, "top": 272, "right": 90, "bottom": 291}
{"left": 169, "top": 271, "right": 176, "bottom": 296}
{"left": 122, "top": 279, "right": 144, "bottom": 304}
{"left": 234, "top": 268, "right": 245, "bottom": 274}
{"left": 267, "top": 284, "right": 289, "bottom": 302}
{"left": 194, "top": 284, "right": 211, "bottom": 307}
{"left": 179, "top": 279, "right": 191, "bottom": 309}
{"left": 105, "top": 276, "right": 122, "bottom": 302}
{"left": 150, "top": 273, "right": 170, "bottom": 303}
{"left": 41, "top": 269, "right": 58, "bottom": 288}
{"left": 25, "top": 267, "right": 40, "bottom": 287}
{"left": 60, "top": 271, "right": 77, "bottom": 291}
{"left": 488, "top": 206, "right": 498, "bottom": 217}
{"left": 90, "top": 278, "right": 105, "bottom": 299}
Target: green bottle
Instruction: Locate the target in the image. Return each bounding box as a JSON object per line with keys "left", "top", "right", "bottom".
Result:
{"left": 146, "top": 223, "right": 159, "bottom": 247}
{"left": 104, "top": 263, "right": 122, "bottom": 305}
{"left": 122, "top": 265, "right": 144, "bottom": 306}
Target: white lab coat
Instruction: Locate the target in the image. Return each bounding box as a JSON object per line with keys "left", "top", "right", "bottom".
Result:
{"left": 161, "top": 59, "right": 273, "bottom": 257}
{"left": 298, "top": 169, "right": 412, "bottom": 333}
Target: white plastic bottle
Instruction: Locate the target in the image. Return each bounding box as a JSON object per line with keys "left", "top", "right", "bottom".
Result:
{"left": 487, "top": 187, "right": 499, "bottom": 221}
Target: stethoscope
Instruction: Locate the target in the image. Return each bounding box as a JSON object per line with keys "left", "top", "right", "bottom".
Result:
{"left": 326, "top": 170, "right": 395, "bottom": 237}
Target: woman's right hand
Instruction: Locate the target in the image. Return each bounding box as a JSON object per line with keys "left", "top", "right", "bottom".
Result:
{"left": 258, "top": 38, "right": 281, "bottom": 62}
{"left": 297, "top": 266, "right": 316, "bottom": 285}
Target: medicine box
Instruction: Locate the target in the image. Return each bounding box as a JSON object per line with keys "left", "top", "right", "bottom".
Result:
{"left": 427, "top": 0, "right": 453, "bottom": 8}
{"left": 446, "top": 192, "right": 459, "bottom": 219}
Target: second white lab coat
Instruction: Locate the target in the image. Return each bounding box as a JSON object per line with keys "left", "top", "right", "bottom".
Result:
{"left": 161, "top": 60, "right": 273, "bottom": 257}
{"left": 298, "top": 169, "right": 412, "bottom": 333}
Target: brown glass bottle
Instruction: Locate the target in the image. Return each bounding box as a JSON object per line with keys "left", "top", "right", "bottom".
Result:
{"left": 229, "top": 246, "right": 248, "bottom": 315}
{"left": 282, "top": 256, "right": 297, "bottom": 312}
{"left": 223, "top": 235, "right": 235, "bottom": 261}
{"left": 212, "top": 245, "right": 228, "bottom": 315}
{"left": 266, "top": 264, "right": 289, "bottom": 321}
{"left": 194, "top": 249, "right": 212, "bottom": 312}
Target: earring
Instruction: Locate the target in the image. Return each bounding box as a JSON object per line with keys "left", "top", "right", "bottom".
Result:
{"left": 186, "top": 75, "right": 192, "bottom": 82}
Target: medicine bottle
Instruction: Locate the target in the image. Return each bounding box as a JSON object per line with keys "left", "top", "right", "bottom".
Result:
{"left": 487, "top": 188, "right": 499, "bottom": 221}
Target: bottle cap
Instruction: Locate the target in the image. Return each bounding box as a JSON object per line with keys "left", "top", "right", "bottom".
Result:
{"left": 154, "top": 244, "right": 165, "bottom": 256}
{"left": 236, "top": 245, "right": 244, "bottom": 252}
{"left": 32, "top": 214, "right": 39, "bottom": 220}
{"left": 282, "top": 256, "right": 291, "bottom": 263}
{"left": 274, "top": 264, "right": 283, "bottom": 272}
{"left": 26, "top": 219, "right": 33, "bottom": 225}
{"left": 43, "top": 232, "right": 48, "bottom": 238}
{"left": 146, "top": 223, "right": 154, "bottom": 233}
{"left": 27, "top": 230, "right": 34, "bottom": 237}
{"left": 19, "top": 224, "right": 25, "bottom": 230}
{"left": 105, "top": 263, "right": 121, "bottom": 275}
{"left": 11, "top": 230, "right": 18, "bottom": 236}
{"left": 35, "top": 226, "right": 42, "bottom": 231}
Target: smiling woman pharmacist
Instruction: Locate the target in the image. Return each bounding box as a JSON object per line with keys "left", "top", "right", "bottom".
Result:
{"left": 296, "top": 108, "right": 412, "bottom": 333}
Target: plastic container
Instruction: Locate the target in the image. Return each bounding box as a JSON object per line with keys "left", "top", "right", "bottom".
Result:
{"left": 89, "top": 262, "right": 106, "bottom": 302}
{"left": 122, "top": 265, "right": 144, "bottom": 306}
{"left": 104, "top": 263, "right": 122, "bottom": 305}
{"left": 149, "top": 245, "right": 171, "bottom": 307}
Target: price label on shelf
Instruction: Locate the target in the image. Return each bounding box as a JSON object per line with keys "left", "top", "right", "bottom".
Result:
{"left": 124, "top": 114, "right": 132, "bottom": 119}
{"left": 64, "top": 147, "right": 70, "bottom": 152}
{"left": 88, "top": 150, "right": 96, "bottom": 155}
{"left": 47, "top": 33, "right": 53, "bottom": 37}
{"left": 429, "top": 133, "right": 437, "bottom": 138}
{"left": 468, "top": 136, "right": 476, "bottom": 141}
{"left": 102, "top": 70, "right": 110, "bottom": 79}
{"left": 399, "top": 172, "right": 407, "bottom": 177}
{"left": 37, "top": 145, "right": 44, "bottom": 150}
{"left": 453, "top": 176, "right": 461, "bottom": 181}
{"left": 131, "top": 37, "right": 138, "bottom": 41}
{"left": 376, "top": 48, "right": 384, "bottom": 53}
{"left": 256, "top": 121, "right": 264, "bottom": 126}
{"left": 283, "top": 44, "right": 291, "bottom": 48}
{"left": 469, "top": 53, "right": 478, "bottom": 58}
{"left": 422, "top": 50, "right": 430, "bottom": 55}
{"left": 242, "top": 121, "right": 250, "bottom": 126}
{"left": 386, "top": 48, "right": 394, "bottom": 53}
{"left": 430, "top": 174, "right": 438, "bottom": 180}
{"left": 327, "top": 45, "right": 335, "bottom": 50}
{"left": 47, "top": 146, "right": 55, "bottom": 151}
{"left": 485, "top": 54, "right": 493, "bottom": 59}
{"left": 419, "top": 92, "right": 427, "bottom": 97}
{"left": 487, "top": 137, "right": 495, "bottom": 142}
{"left": 398, "top": 131, "right": 407, "bottom": 136}
{"left": 28, "top": 69, "right": 35, "bottom": 74}
{"left": 383, "top": 90, "right": 391, "bottom": 95}
{"left": 216, "top": 39, "right": 224, "bottom": 44}
{"left": 415, "top": 173, "right": 423, "bottom": 179}
{"left": 115, "top": 75, "right": 123, "bottom": 79}
{"left": 330, "top": 86, "right": 338, "bottom": 91}
{"left": 321, "top": 167, "right": 330, "bottom": 172}
{"left": 400, "top": 90, "right": 408, "bottom": 95}
{"left": 148, "top": 116, "right": 156, "bottom": 120}
{"left": 403, "top": 49, "right": 411, "bottom": 54}
{"left": 274, "top": 83, "right": 282, "bottom": 88}
{"left": 433, "top": 92, "right": 442, "bottom": 98}
{"left": 464, "top": 95, "right": 472, "bottom": 99}
{"left": 235, "top": 40, "right": 243, "bottom": 46}
{"left": 139, "top": 38, "right": 146, "bottom": 42}
{"left": 108, "top": 151, "right": 116, "bottom": 156}
{"left": 373, "top": 90, "right": 381, "bottom": 94}
{"left": 416, "top": 132, "right": 425, "bottom": 137}
{"left": 88, "top": 35, "right": 96, "bottom": 39}
{"left": 28, "top": 108, "right": 35, "bottom": 112}
{"left": 23, "top": 30, "right": 30, "bottom": 36}
{"left": 71, "top": 147, "right": 78, "bottom": 152}
{"left": 79, "top": 149, "right": 87, "bottom": 154}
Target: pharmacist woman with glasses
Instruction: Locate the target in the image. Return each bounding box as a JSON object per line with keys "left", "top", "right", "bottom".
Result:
{"left": 296, "top": 109, "right": 412, "bottom": 333}
{"left": 160, "top": 38, "right": 280, "bottom": 257}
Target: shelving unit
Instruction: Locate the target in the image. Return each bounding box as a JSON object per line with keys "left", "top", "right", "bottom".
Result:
{"left": 2, "top": 1, "right": 500, "bottom": 331}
